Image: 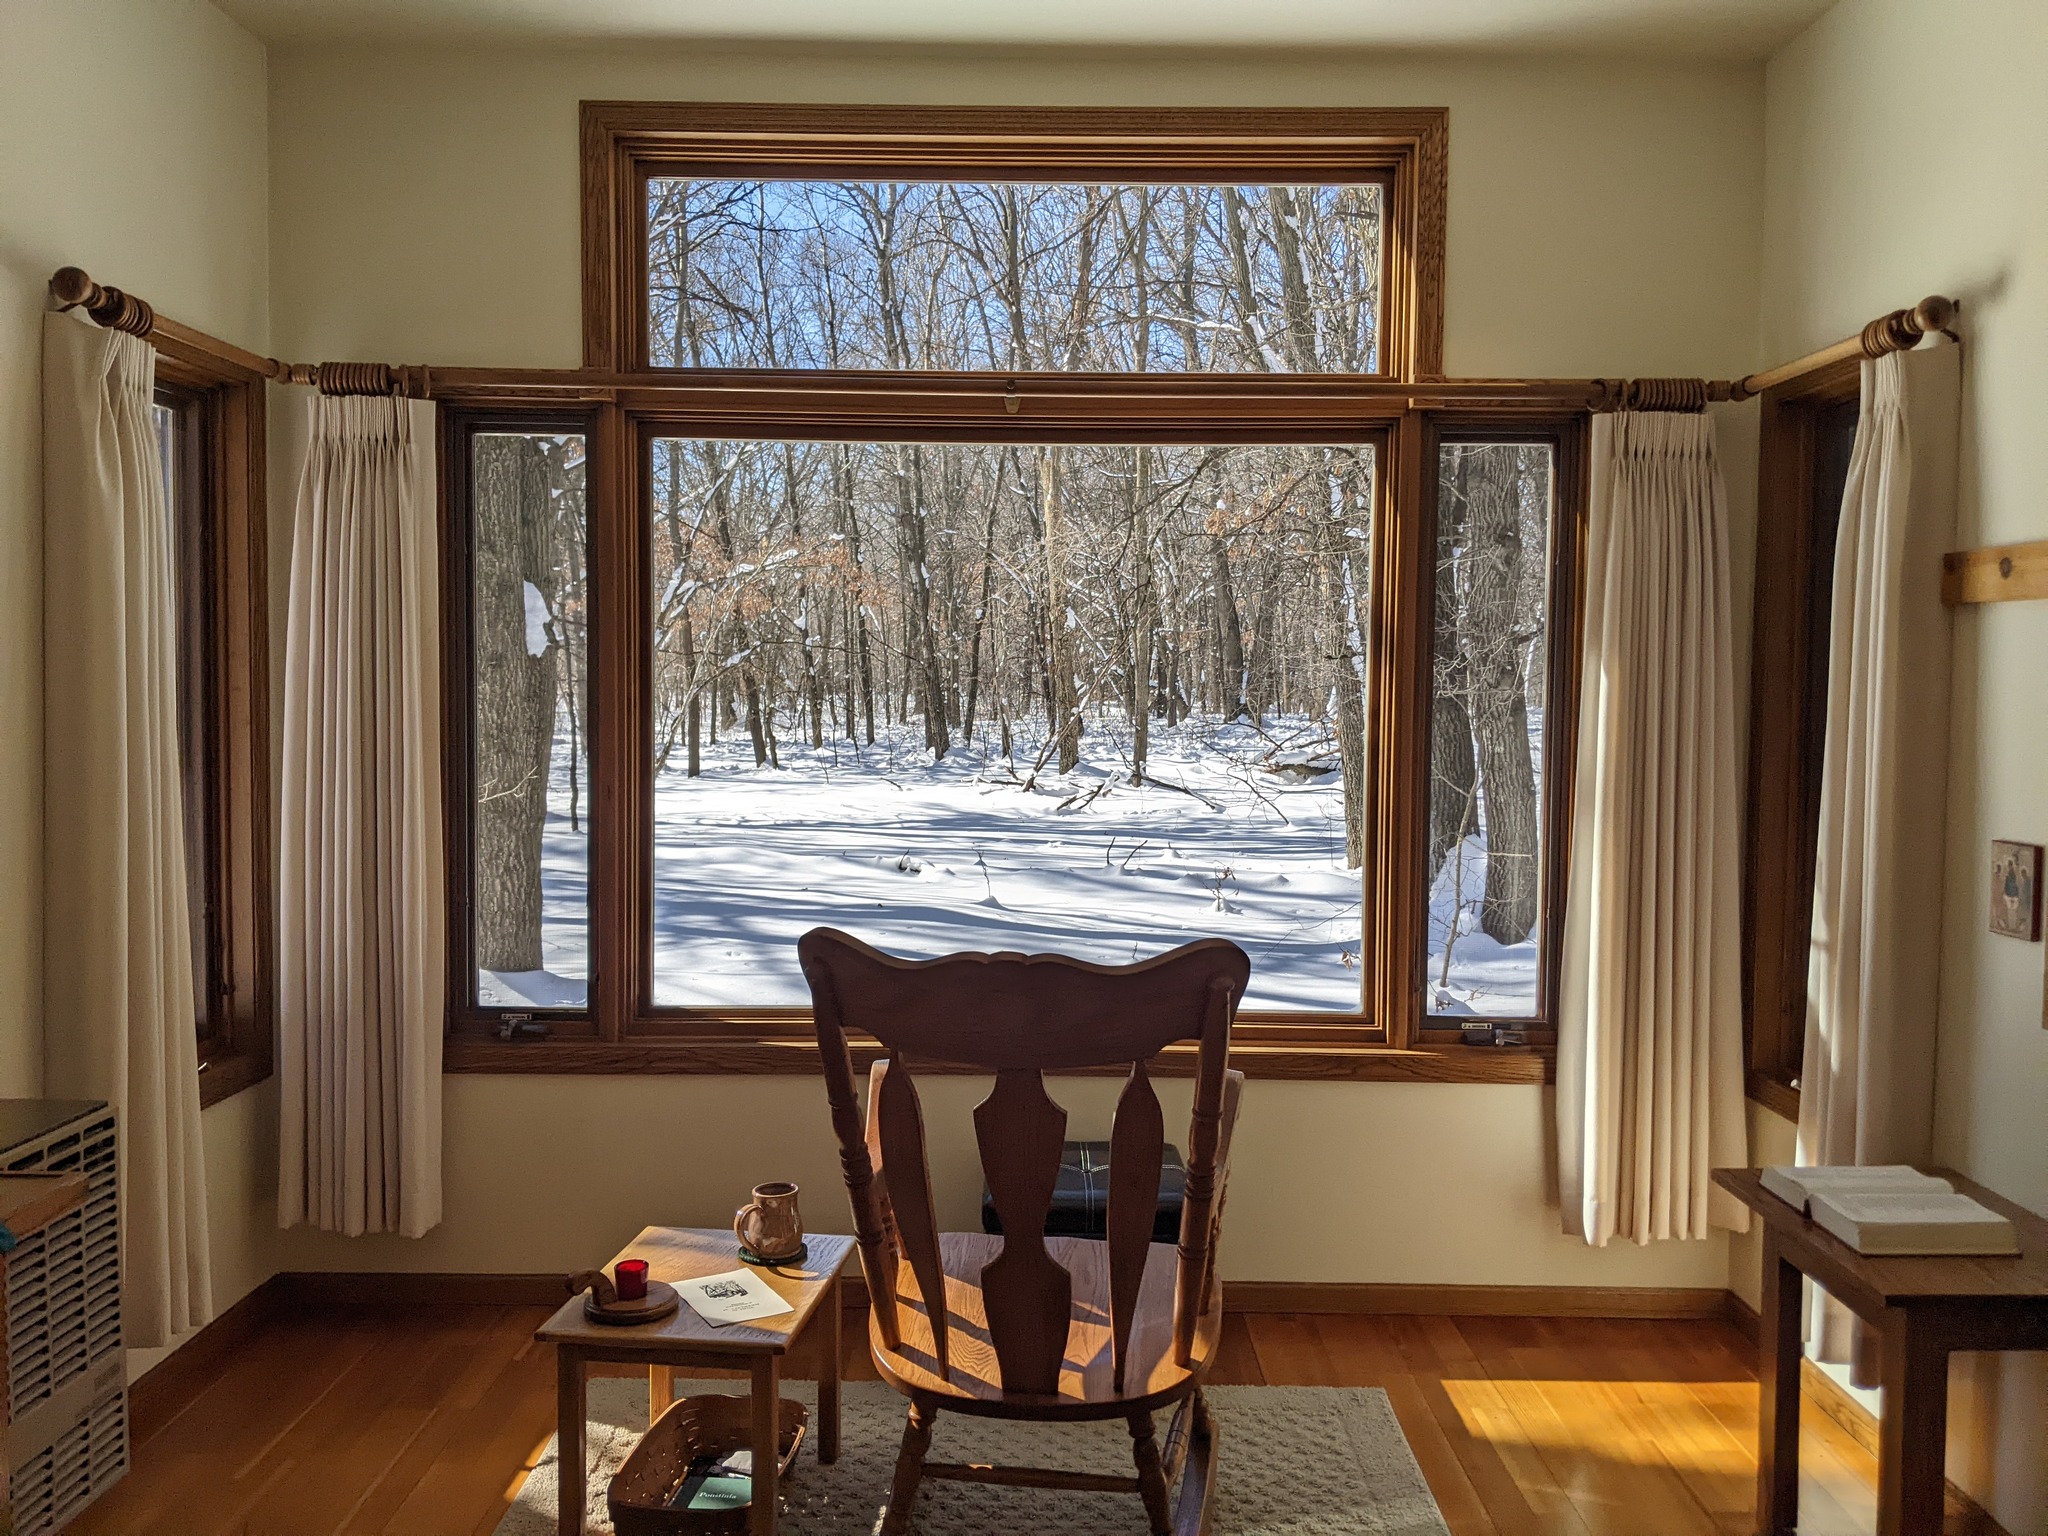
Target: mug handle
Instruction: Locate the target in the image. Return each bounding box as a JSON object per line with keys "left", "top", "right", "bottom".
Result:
{"left": 734, "top": 1202, "right": 762, "bottom": 1252}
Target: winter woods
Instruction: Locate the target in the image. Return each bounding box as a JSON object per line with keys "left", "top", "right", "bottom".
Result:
{"left": 467, "top": 177, "right": 1554, "bottom": 1016}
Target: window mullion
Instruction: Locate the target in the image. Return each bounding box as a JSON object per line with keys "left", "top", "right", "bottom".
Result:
{"left": 1370, "top": 411, "right": 1433, "bottom": 1049}
{"left": 589, "top": 400, "right": 640, "bottom": 1041}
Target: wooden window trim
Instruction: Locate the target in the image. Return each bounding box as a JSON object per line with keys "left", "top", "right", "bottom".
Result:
{"left": 154, "top": 344, "right": 276, "bottom": 1108}
{"left": 1741, "top": 355, "right": 1862, "bottom": 1119}
{"left": 440, "top": 390, "right": 1586, "bottom": 1079}
{"left": 1411, "top": 414, "right": 1589, "bottom": 1050}
{"left": 579, "top": 102, "right": 1447, "bottom": 381}
{"left": 439, "top": 103, "right": 1585, "bottom": 1083}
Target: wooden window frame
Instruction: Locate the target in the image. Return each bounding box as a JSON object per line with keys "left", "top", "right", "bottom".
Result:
{"left": 579, "top": 102, "right": 1447, "bottom": 381}
{"left": 1411, "top": 414, "right": 1589, "bottom": 1051}
{"left": 439, "top": 102, "right": 1582, "bottom": 1083}
{"left": 154, "top": 344, "right": 276, "bottom": 1108}
{"left": 1741, "top": 357, "right": 1862, "bottom": 1120}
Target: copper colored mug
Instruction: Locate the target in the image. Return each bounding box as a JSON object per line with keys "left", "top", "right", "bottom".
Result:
{"left": 734, "top": 1181, "right": 803, "bottom": 1262}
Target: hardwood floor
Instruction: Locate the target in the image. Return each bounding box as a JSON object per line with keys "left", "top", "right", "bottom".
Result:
{"left": 72, "top": 1305, "right": 1920, "bottom": 1535}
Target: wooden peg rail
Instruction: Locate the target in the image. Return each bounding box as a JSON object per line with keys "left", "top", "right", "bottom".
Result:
{"left": 1942, "top": 541, "right": 2048, "bottom": 606}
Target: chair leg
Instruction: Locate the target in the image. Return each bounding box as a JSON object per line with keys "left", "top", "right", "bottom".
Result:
{"left": 880, "top": 1400, "right": 938, "bottom": 1535}
{"left": 1127, "top": 1407, "right": 1173, "bottom": 1536}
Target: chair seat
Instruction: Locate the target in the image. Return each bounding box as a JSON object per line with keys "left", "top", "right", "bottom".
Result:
{"left": 870, "top": 1232, "right": 1221, "bottom": 1419}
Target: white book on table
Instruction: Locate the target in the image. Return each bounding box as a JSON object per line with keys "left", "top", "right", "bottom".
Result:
{"left": 1759, "top": 1164, "right": 1951, "bottom": 1214}
{"left": 1808, "top": 1190, "right": 2021, "bottom": 1256}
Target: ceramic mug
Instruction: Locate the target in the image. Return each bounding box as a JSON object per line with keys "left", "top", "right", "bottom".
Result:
{"left": 734, "top": 1181, "right": 804, "bottom": 1262}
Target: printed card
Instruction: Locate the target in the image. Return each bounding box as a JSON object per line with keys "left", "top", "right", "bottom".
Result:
{"left": 674, "top": 1267, "right": 797, "bottom": 1327}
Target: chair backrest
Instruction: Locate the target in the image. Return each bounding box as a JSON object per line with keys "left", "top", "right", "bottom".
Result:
{"left": 799, "top": 926, "right": 1250, "bottom": 1397}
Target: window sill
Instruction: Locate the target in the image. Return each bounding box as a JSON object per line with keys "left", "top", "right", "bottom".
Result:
{"left": 198, "top": 1049, "right": 273, "bottom": 1109}
{"left": 443, "top": 1036, "right": 1551, "bottom": 1083}
{"left": 1746, "top": 1071, "right": 1800, "bottom": 1123}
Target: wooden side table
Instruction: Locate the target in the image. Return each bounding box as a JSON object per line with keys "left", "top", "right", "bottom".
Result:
{"left": 537, "top": 1227, "right": 855, "bottom": 1536}
{"left": 1715, "top": 1167, "right": 2048, "bottom": 1536}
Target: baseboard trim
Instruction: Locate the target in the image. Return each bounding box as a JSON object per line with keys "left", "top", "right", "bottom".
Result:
{"left": 276, "top": 1270, "right": 569, "bottom": 1307}
{"left": 1221, "top": 1281, "right": 1729, "bottom": 1318}
{"left": 129, "top": 1277, "right": 287, "bottom": 1445}
{"left": 1722, "top": 1288, "right": 1761, "bottom": 1343}
{"left": 260, "top": 1270, "right": 1730, "bottom": 1322}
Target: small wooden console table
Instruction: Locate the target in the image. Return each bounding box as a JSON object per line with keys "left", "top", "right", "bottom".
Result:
{"left": 537, "top": 1226, "right": 855, "bottom": 1536}
{"left": 1715, "top": 1167, "right": 2048, "bottom": 1536}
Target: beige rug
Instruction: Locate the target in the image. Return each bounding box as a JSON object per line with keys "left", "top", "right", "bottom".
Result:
{"left": 496, "top": 1377, "right": 1450, "bottom": 1536}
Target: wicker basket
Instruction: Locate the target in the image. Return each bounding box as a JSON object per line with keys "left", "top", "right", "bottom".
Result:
{"left": 608, "top": 1394, "right": 809, "bottom": 1535}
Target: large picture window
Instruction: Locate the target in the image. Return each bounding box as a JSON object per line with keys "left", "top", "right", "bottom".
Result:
{"left": 442, "top": 104, "right": 1583, "bottom": 1078}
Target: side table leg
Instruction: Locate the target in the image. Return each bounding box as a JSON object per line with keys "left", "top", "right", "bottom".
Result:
{"left": 651, "top": 1364, "right": 676, "bottom": 1420}
{"left": 557, "top": 1345, "right": 587, "bottom": 1536}
{"left": 1877, "top": 1314, "right": 1949, "bottom": 1536}
{"left": 820, "top": 1272, "right": 843, "bottom": 1464}
{"left": 1755, "top": 1230, "right": 1801, "bottom": 1535}
{"left": 752, "top": 1353, "right": 782, "bottom": 1536}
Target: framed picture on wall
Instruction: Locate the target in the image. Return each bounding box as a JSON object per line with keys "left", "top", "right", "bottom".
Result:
{"left": 1988, "top": 840, "right": 2042, "bottom": 940}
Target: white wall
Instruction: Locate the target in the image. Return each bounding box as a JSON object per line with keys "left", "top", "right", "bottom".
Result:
{"left": 0, "top": 0, "right": 280, "bottom": 1369}
{"left": 261, "top": 40, "right": 1767, "bottom": 1295}
{"left": 1758, "top": 0, "right": 2048, "bottom": 1526}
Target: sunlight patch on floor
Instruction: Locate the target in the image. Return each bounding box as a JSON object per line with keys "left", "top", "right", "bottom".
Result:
{"left": 1442, "top": 1377, "right": 1756, "bottom": 1473}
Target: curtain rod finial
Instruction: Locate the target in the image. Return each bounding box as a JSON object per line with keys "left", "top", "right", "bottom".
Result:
{"left": 49, "top": 267, "right": 95, "bottom": 308}
{"left": 1915, "top": 295, "right": 1958, "bottom": 335}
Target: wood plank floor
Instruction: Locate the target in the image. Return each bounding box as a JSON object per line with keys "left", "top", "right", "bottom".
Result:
{"left": 71, "top": 1305, "right": 1920, "bottom": 1536}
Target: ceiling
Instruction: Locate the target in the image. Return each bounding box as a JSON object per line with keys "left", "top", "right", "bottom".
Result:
{"left": 212, "top": 0, "right": 1835, "bottom": 60}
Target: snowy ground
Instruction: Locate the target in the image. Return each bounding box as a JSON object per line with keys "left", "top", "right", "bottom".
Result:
{"left": 480, "top": 711, "right": 1538, "bottom": 1017}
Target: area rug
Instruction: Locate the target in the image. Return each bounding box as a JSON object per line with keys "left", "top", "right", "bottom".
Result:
{"left": 496, "top": 1377, "right": 1450, "bottom": 1536}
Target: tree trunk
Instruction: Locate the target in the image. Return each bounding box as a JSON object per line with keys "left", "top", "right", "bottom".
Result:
{"left": 1039, "top": 445, "right": 1082, "bottom": 772}
{"left": 1316, "top": 453, "right": 1369, "bottom": 868}
{"left": 1429, "top": 452, "right": 1478, "bottom": 882}
{"left": 963, "top": 470, "right": 1000, "bottom": 742}
{"left": 1209, "top": 485, "right": 1248, "bottom": 720}
{"left": 893, "top": 445, "right": 950, "bottom": 757}
{"left": 1458, "top": 447, "right": 1541, "bottom": 944}
{"left": 472, "top": 435, "right": 559, "bottom": 973}
{"left": 1129, "top": 445, "right": 1157, "bottom": 784}
{"left": 681, "top": 611, "right": 702, "bottom": 777}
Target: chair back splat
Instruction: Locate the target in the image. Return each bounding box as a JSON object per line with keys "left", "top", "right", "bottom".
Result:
{"left": 798, "top": 927, "right": 1249, "bottom": 1401}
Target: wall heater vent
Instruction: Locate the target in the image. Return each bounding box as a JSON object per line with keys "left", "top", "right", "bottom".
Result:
{"left": 2, "top": 1103, "right": 125, "bottom": 1536}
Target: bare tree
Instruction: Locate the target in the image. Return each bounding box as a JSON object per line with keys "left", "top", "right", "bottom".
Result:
{"left": 473, "top": 435, "right": 560, "bottom": 971}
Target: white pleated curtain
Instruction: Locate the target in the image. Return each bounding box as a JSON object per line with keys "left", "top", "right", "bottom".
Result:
{"left": 1799, "top": 344, "right": 1962, "bottom": 1372}
{"left": 1557, "top": 410, "right": 1749, "bottom": 1245}
{"left": 278, "top": 394, "right": 445, "bottom": 1237}
{"left": 41, "top": 311, "right": 213, "bottom": 1347}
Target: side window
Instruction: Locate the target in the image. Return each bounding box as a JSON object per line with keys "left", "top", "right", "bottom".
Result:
{"left": 152, "top": 369, "right": 274, "bottom": 1104}
{"left": 1744, "top": 376, "right": 1860, "bottom": 1109}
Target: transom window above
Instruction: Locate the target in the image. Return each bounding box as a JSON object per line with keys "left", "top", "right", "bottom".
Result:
{"left": 646, "top": 179, "right": 1386, "bottom": 373}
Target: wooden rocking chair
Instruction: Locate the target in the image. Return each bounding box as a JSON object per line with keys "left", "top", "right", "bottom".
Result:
{"left": 798, "top": 926, "right": 1250, "bottom": 1536}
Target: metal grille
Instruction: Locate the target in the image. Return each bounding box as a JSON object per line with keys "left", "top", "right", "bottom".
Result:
{"left": 3, "top": 1106, "right": 127, "bottom": 1533}
{"left": 6, "top": 1384, "right": 129, "bottom": 1536}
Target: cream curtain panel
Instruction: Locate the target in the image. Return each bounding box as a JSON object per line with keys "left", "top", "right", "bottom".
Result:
{"left": 41, "top": 312, "right": 213, "bottom": 1347}
{"left": 1799, "top": 344, "right": 1962, "bottom": 1369}
{"left": 278, "top": 394, "right": 445, "bottom": 1237}
{"left": 1557, "top": 410, "right": 1748, "bottom": 1245}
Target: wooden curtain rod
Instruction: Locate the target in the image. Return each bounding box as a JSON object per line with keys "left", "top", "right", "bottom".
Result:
{"left": 48, "top": 267, "right": 429, "bottom": 397}
{"left": 1726, "top": 295, "right": 1959, "bottom": 401}
{"left": 50, "top": 266, "right": 1955, "bottom": 411}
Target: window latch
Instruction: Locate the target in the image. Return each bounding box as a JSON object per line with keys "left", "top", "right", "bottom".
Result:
{"left": 496, "top": 1012, "right": 552, "bottom": 1043}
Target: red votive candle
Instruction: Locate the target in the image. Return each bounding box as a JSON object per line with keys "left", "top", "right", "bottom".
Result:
{"left": 615, "top": 1259, "right": 649, "bottom": 1301}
